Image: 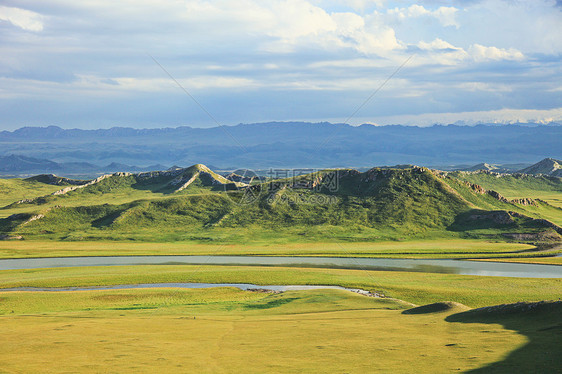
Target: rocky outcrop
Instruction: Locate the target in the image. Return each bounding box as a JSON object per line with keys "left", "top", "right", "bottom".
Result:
{"left": 0, "top": 235, "right": 23, "bottom": 240}
{"left": 510, "top": 198, "right": 539, "bottom": 206}
{"left": 469, "top": 211, "right": 515, "bottom": 225}
{"left": 52, "top": 173, "right": 131, "bottom": 195}
{"left": 461, "top": 181, "right": 542, "bottom": 206}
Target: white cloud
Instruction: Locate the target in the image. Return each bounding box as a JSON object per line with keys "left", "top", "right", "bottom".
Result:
{"left": 180, "top": 1, "right": 401, "bottom": 55}
{"left": 415, "top": 38, "right": 467, "bottom": 65}
{"left": 0, "top": 0, "right": 560, "bottom": 128}
{"left": 358, "top": 107, "right": 562, "bottom": 127}
{"left": 433, "top": 6, "right": 459, "bottom": 28}
{"left": 418, "top": 38, "right": 455, "bottom": 51}
{"left": 468, "top": 44, "right": 524, "bottom": 62}
{"left": 0, "top": 6, "right": 43, "bottom": 31}
{"left": 457, "top": 82, "right": 512, "bottom": 93}
{"left": 388, "top": 4, "right": 459, "bottom": 28}
{"left": 456, "top": 0, "right": 562, "bottom": 54}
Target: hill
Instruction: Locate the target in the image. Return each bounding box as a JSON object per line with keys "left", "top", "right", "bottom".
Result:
{"left": 456, "top": 163, "right": 499, "bottom": 172}
{"left": 445, "top": 170, "right": 562, "bottom": 209}
{"left": 1, "top": 164, "right": 560, "bottom": 243}
{"left": 519, "top": 158, "right": 562, "bottom": 176}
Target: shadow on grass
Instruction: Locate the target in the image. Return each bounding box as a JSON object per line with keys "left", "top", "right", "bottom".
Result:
{"left": 446, "top": 301, "right": 562, "bottom": 373}
{"left": 243, "top": 297, "right": 298, "bottom": 310}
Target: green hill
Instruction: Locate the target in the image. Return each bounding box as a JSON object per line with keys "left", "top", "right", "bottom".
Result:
{"left": 519, "top": 158, "right": 562, "bottom": 176}
{"left": 445, "top": 170, "right": 562, "bottom": 209}
{"left": 1, "top": 164, "right": 560, "bottom": 243}
{"left": 1, "top": 164, "right": 243, "bottom": 210}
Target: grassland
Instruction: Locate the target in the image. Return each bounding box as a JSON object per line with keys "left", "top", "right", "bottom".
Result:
{"left": 0, "top": 285, "right": 560, "bottom": 373}
{"left": 0, "top": 239, "right": 539, "bottom": 259}
{"left": 2, "top": 167, "right": 561, "bottom": 244}
{"left": 1, "top": 167, "right": 561, "bottom": 372}
{"left": 0, "top": 178, "right": 63, "bottom": 214}
{"left": 1, "top": 265, "right": 561, "bottom": 307}
{"left": 448, "top": 171, "right": 562, "bottom": 208}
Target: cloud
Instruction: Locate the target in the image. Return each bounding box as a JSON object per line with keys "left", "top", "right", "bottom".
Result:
{"left": 0, "top": 0, "right": 560, "bottom": 129}
{"left": 457, "top": 82, "right": 512, "bottom": 93}
{"left": 180, "top": 1, "right": 401, "bottom": 55}
{"left": 360, "top": 107, "right": 562, "bottom": 126}
{"left": 388, "top": 4, "right": 459, "bottom": 28}
{"left": 468, "top": 44, "right": 525, "bottom": 62}
{"left": 0, "top": 6, "right": 43, "bottom": 31}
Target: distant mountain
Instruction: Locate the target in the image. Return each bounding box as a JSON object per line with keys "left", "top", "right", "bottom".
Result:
{"left": 0, "top": 122, "right": 560, "bottom": 169}
{"left": 458, "top": 163, "right": 499, "bottom": 172}
{"left": 103, "top": 162, "right": 168, "bottom": 173}
{"left": 519, "top": 158, "right": 562, "bottom": 176}
{"left": 0, "top": 155, "right": 59, "bottom": 173}
{"left": 0, "top": 154, "right": 168, "bottom": 177}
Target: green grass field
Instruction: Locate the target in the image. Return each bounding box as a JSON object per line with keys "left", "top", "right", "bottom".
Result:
{"left": 2, "top": 168, "right": 561, "bottom": 243}
{"left": 448, "top": 172, "right": 562, "bottom": 208}
{"left": 1, "top": 265, "right": 561, "bottom": 307}
{"left": 0, "top": 239, "right": 538, "bottom": 259}
{"left": 0, "top": 178, "right": 63, "bottom": 214}
{"left": 1, "top": 168, "right": 561, "bottom": 372}
{"left": 0, "top": 284, "right": 560, "bottom": 373}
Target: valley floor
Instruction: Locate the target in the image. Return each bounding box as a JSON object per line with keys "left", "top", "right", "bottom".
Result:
{"left": 0, "top": 287, "right": 560, "bottom": 373}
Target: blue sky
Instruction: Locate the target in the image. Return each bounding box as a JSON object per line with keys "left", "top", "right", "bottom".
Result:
{"left": 0, "top": 0, "right": 561, "bottom": 130}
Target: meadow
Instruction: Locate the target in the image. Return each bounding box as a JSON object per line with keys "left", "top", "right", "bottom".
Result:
{"left": 0, "top": 168, "right": 561, "bottom": 372}
{"left": 0, "top": 283, "right": 560, "bottom": 373}
{"left": 1, "top": 265, "right": 561, "bottom": 307}
{"left": 0, "top": 238, "right": 540, "bottom": 259}
{"left": 447, "top": 172, "right": 562, "bottom": 208}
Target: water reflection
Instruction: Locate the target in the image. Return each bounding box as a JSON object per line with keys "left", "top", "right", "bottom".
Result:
{"left": 0, "top": 255, "right": 560, "bottom": 278}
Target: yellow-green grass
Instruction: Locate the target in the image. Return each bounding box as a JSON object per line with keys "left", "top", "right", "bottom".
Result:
{"left": 526, "top": 192, "right": 562, "bottom": 208}
{"left": 0, "top": 178, "right": 62, "bottom": 213}
{"left": 0, "top": 288, "right": 525, "bottom": 373}
{"left": 1, "top": 287, "right": 560, "bottom": 373}
{"left": 0, "top": 189, "right": 214, "bottom": 219}
{"left": 0, "top": 239, "right": 536, "bottom": 259}
{"left": 497, "top": 190, "right": 561, "bottom": 208}
{"left": 448, "top": 173, "right": 562, "bottom": 208}
{"left": 1, "top": 265, "right": 560, "bottom": 307}
{"left": 0, "top": 287, "right": 408, "bottom": 316}
{"left": 512, "top": 200, "right": 562, "bottom": 226}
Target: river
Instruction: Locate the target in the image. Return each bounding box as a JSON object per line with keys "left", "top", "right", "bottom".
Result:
{"left": 0, "top": 255, "right": 560, "bottom": 278}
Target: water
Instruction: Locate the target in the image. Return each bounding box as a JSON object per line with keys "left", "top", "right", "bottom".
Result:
{"left": 0, "top": 255, "right": 560, "bottom": 278}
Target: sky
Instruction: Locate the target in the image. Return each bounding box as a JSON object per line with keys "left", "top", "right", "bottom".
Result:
{"left": 0, "top": 0, "right": 561, "bottom": 130}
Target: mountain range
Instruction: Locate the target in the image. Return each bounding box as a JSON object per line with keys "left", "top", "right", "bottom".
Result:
{"left": 1, "top": 122, "right": 560, "bottom": 171}
{"left": 1, "top": 162, "right": 561, "bottom": 242}
{"left": 0, "top": 155, "right": 167, "bottom": 176}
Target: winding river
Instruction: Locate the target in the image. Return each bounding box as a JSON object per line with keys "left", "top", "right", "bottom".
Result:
{"left": 0, "top": 255, "right": 560, "bottom": 278}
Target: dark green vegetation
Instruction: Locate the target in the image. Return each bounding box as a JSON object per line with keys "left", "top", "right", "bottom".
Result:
{"left": 1, "top": 165, "right": 561, "bottom": 244}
